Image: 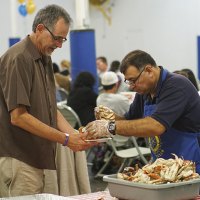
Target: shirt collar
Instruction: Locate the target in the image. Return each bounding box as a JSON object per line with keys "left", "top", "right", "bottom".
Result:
{"left": 144, "top": 66, "right": 166, "bottom": 101}
{"left": 25, "top": 35, "right": 42, "bottom": 61}
{"left": 25, "top": 35, "right": 50, "bottom": 65}
{"left": 154, "top": 66, "right": 165, "bottom": 98}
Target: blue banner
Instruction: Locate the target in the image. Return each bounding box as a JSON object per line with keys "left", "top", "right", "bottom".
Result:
{"left": 9, "top": 37, "right": 20, "bottom": 47}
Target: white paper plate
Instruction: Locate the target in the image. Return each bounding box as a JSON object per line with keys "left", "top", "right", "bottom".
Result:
{"left": 85, "top": 137, "right": 112, "bottom": 142}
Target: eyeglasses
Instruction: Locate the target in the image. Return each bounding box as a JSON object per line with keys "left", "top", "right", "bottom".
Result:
{"left": 124, "top": 67, "right": 145, "bottom": 86}
{"left": 44, "top": 25, "right": 67, "bottom": 43}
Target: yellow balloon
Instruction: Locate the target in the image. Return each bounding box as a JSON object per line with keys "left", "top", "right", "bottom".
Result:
{"left": 18, "top": 0, "right": 25, "bottom": 3}
{"left": 27, "top": 0, "right": 33, "bottom": 4}
{"left": 26, "top": 3, "right": 36, "bottom": 14}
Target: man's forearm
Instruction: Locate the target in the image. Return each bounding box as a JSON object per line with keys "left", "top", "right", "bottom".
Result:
{"left": 56, "top": 109, "right": 75, "bottom": 133}
{"left": 11, "top": 107, "right": 66, "bottom": 144}
{"left": 115, "top": 116, "right": 166, "bottom": 137}
{"left": 115, "top": 113, "right": 126, "bottom": 120}
{"left": 11, "top": 109, "right": 97, "bottom": 151}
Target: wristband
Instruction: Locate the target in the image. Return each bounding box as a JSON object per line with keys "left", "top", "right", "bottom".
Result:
{"left": 63, "top": 133, "right": 70, "bottom": 146}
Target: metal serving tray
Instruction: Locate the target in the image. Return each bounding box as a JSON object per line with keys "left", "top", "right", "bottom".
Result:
{"left": 103, "top": 174, "right": 200, "bottom": 200}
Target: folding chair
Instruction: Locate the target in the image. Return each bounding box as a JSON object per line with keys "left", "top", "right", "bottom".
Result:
{"left": 130, "top": 136, "right": 150, "bottom": 165}
{"left": 95, "top": 135, "right": 129, "bottom": 178}
{"left": 95, "top": 136, "right": 151, "bottom": 178}
{"left": 57, "top": 88, "right": 69, "bottom": 102}
{"left": 57, "top": 101, "right": 82, "bottom": 128}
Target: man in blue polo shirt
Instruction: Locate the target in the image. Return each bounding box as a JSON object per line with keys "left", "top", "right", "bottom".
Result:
{"left": 85, "top": 49, "right": 200, "bottom": 173}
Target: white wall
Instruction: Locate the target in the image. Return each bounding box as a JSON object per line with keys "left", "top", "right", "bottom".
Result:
{"left": 1, "top": 0, "right": 200, "bottom": 79}
{"left": 90, "top": 0, "right": 200, "bottom": 77}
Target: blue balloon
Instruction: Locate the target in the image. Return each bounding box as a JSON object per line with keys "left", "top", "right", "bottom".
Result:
{"left": 18, "top": 4, "right": 27, "bottom": 17}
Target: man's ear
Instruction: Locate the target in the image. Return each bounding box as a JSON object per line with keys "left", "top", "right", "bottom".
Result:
{"left": 145, "top": 64, "right": 153, "bottom": 72}
{"left": 145, "top": 65, "right": 154, "bottom": 77}
{"left": 36, "top": 24, "right": 45, "bottom": 33}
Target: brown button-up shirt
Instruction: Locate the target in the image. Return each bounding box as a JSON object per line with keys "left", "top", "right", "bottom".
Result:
{"left": 0, "top": 36, "right": 57, "bottom": 169}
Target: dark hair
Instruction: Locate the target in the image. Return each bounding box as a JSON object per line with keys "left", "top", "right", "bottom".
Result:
{"left": 173, "top": 70, "right": 189, "bottom": 78}
{"left": 103, "top": 84, "right": 116, "bottom": 91}
{"left": 96, "top": 56, "right": 107, "bottom": 65}
{"left": 110, "top": 60, "right": 120, "bottom": 72}
{"left": 120, "top": 50, "right": 157, "bottom": 74}
{"left": 32, "top": 4, "right": 72, "bottom": 32}
{"left": 53, "top": 62, "right": 60, "bottom": 73}
{"left": 74, "top": 72, "right": 95, "bottom": 89}
{"left": 182, "top": 68, "right": 199, "bottom": 90}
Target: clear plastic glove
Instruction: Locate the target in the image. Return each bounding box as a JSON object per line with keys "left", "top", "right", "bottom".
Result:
{"left": 85, "top": 120, "right": 111, "bottom": 140}
{"left": 95, "top": 105, "right": 115, "bottom": 121}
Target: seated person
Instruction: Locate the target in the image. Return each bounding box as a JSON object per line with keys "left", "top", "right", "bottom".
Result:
{"left": 53, "top": 62, "right": 70, "bottom": 92}
{"left": 109, "top": 60, "right": 129, "bottom": 92}
{"left": 60, "top": 59, "right": 70, "bottom": 76}
{"left": 97, "top": 71, "right": 130, "bottom": 117}
{"left": 67, "top": 72, "right": 97, "bottom": 127}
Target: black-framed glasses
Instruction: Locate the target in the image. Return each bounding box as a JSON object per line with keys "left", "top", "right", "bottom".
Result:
{"left": 44, "top": 25, "right": 67, "bottom": 43}
{"left": 124, "top": 67, "right": 145, "bottom": 86}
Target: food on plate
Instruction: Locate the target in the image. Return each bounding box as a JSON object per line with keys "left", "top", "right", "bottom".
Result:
{"left": 95, "top": 105, "right": 115, "bottom": 121}
{"left": 78, "top": 126, "right": 86, "bottom": 134}
{"left": 117, "top": 154, "right": 200, "bottom": 184}
{"left": 78, "top": 126, "right": 111, "bottom": 141}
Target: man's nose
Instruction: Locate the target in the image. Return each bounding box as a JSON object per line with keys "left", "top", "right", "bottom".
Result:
{"left": 56, "top": 41, "right": 63, "bottom": 48}
{"left": 129, "top": 84, "right": 136, "bottom": 91}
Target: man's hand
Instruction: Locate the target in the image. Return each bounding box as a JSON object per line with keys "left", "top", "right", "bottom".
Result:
{"left": 67, "top": 132, "right": 97, "bottom": 152}
{"left": 95, "top": 105, "right": 115, "bottom": 121}
{"left": 85, "top": 120, "right": 111, "bottom": 139}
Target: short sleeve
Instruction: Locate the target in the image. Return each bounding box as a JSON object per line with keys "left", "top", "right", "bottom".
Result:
{"left": 0, "top": 54, "right": 32, "bottom": 111}
{"left": 151, "top": 80, "right": 189, "bottom": 130}
{"left": 124, "top": 93, "right": 144, "bottom": 120}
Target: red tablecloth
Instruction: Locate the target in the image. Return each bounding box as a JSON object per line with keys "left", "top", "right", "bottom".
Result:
{"left": 70, "top": 191, "right": 200, "bottom": 200}
{"left": 71, "top": 191, "right": 117, "bottom": 200}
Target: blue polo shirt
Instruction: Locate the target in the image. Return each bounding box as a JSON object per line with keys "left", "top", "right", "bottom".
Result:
{"left": 125, "top": 67, "right": 200, "bottom": 133}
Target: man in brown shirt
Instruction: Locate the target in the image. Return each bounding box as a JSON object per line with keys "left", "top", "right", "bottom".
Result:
{"left": 0, "top": 4, "right": 95, "bottom": 197}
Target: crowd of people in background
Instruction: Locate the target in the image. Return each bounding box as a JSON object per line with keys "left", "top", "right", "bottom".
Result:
{"left": 53, "top": 56, "right": 135, "bottom": 126}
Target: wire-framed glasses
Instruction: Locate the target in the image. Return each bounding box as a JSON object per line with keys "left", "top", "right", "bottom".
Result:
{"left": 44, "top": 25, "right": 67, "bottom": 43}
{"left": 124, "top": 67, "right": 145, "bottom": 86}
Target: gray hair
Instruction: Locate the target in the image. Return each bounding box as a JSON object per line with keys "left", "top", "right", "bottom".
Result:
{"left": 32, "top": 4, "right": 72, "bottom": 32}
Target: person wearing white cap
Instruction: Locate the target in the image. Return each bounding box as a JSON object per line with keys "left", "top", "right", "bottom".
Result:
{"left": 97, "top": 71, "right": 129, "bottom": 117}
